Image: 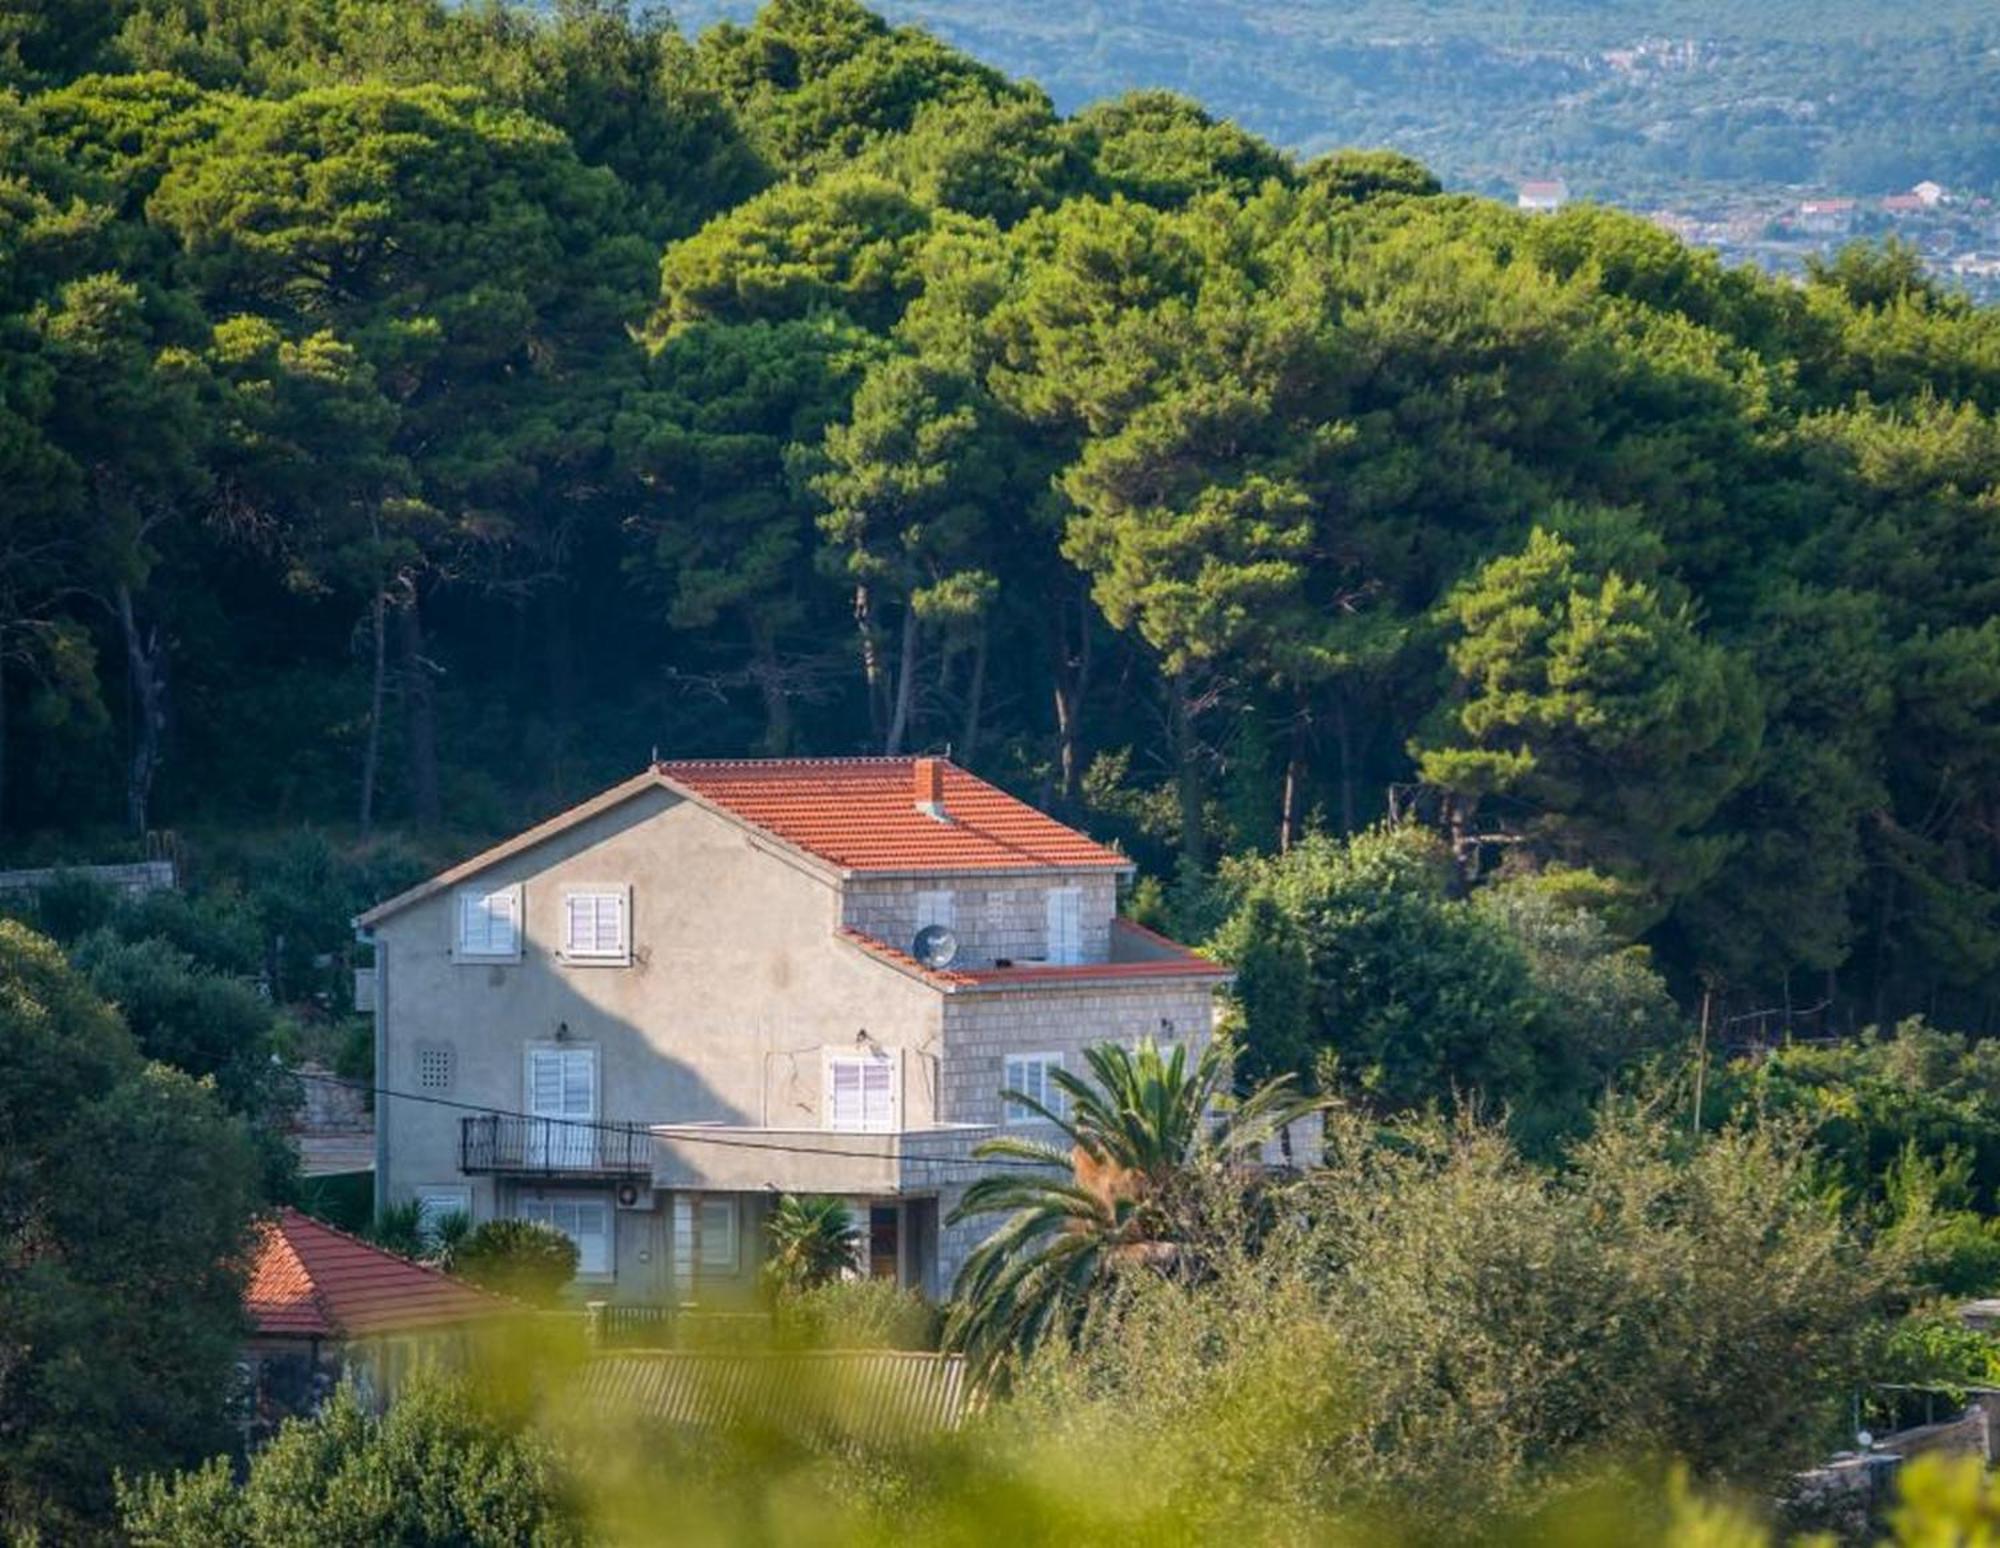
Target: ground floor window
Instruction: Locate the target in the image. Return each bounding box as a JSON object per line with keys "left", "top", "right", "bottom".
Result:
{"left": 517, "top": 1194, "right": 613, "bottom": 1278}
{"left": 414, "top": 1184, "right": 471, "bottom": 1247}
{"left": 697, "top": 1197, "right": 738, "bottom": 1272}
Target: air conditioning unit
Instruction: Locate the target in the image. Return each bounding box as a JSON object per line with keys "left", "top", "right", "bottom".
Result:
{"left": 614, "top": 1180, "right": 656, "bottom": 1211}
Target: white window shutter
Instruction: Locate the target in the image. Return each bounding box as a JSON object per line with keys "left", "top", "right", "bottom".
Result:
{"left": 561, "top": 1049, "right": 595, "bottom": 1118}
{"left": 1045, "top": 888, "right": 1081, "bottom": 965}
{"left": 528, "top": 1049, "right": 564, "bottom": 1117}
{"left": 458, "top": 885, "right": 520, "bottom": 958}
{"left": 564, "top": 891, "right": 628, "bottom": 960}
{"left": 831, "top": 1060, "right": 862, "bottom": 1129}
{"left": 862, "top": 1060, "right": 893, "bottom": 1129}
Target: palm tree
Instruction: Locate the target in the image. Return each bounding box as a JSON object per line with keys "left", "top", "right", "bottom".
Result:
{"left": 945, "top": 1038, "right": 1317, "bottom": 1376}
{"left": 764, "top": 1194, "right": 861, "bottom": 1293}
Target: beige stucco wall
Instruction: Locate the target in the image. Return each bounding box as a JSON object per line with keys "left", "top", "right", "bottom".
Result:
{"left": 371, "top": 787, "right": 945, "bottom": 1298}
{"left": 367, "top": 781, "right": 1221, "bottom": 1305}
{"left": 841, "top": 872, "right": 1120, "bottom": 968}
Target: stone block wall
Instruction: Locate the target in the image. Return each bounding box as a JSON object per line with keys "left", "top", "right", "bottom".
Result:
{"left": 842, "top": 873, "right": 1118, "bottom": 968}
{"left": 931, "top": 979, "right": 1220, "bottom": 1289}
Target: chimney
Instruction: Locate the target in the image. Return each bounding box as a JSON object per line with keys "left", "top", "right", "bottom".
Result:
{"left": 913, "top": 757, "right": 948, "bottom": 821}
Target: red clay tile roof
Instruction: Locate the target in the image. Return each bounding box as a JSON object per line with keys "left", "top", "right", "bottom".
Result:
{"left": 659, "top": 758, "right": 1130, "bottom": 875}
{"left": 357, "top": 757, "right": 1131, "bottom": 928}
{"left": 246, "top": 1209, "right": 512, "bottom": 1339}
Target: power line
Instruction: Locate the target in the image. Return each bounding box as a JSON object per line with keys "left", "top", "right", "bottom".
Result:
{"left": 291, "top": 1067, "right": 1057, "bottom": 1178}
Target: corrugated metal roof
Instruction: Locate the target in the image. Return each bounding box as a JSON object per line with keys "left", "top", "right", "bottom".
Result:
{"left": 574, "top": 1350, "right": 974, "bottom": 1445}
{"left": 245, "top": 1209, "right": 513, "bottom": 1339}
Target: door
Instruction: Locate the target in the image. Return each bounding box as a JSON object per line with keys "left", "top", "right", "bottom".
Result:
{"left": 525, "top": 1046, "right": 597, "bottom": 1167}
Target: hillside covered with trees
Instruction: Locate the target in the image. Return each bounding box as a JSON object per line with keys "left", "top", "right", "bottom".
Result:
{"left": 671, "top": 0, "right": 2000, "bottom": 202}
{"left": 5, "top": 0, "right": 2000, "bottom": 1047}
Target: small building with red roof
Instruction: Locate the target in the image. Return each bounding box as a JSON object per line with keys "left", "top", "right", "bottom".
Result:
{"left": 241, "top": 1208, "right": 512, "bottom": 1444}
{"left": 354, "top": 758, "right": 1235, "bottom": 1307}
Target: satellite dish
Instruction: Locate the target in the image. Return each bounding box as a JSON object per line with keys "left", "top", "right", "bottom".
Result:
{"left": 913, "top": 924, "right": 960, "bottom": 969}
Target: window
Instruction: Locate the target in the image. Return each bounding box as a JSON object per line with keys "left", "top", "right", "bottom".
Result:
{"left": 1004, "top": 1053, "right": 1065, "bottom": 1124}
{"left": 697, "top": 1197, "right": 738, "bottom": 1272}
{"left": 525, "top": 1046, "right": 598, "bottom": 1168}
{"left": 562, "top": 888, "right": 629, "bottom": 963}
{"left": 414, "top": 1185, "right": 471, "bottom": 1245}
{"left": 415, "top": 1043, "right": 453, "bottom": 1092}
{"left": 455, "top": 884, "right": 521, "bottom": 960}
{"left": 827, "top": 1051, "right": 897, "bottom": 1131}
{"left": 1045, "top": 887, "right": 1082, "bottom": 965}
{"left": 518, "top": 1196, "right": 612, "bottom": 1277}
{"left": 915, "top": 889, "right": 956, "bottom": 934}
{"left": 526, "top": 1046, "right": 597, "bottom": 1120}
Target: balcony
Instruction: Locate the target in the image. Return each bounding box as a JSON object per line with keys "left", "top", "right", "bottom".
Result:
{"left": 459, "top": 1114, "right": 651, "bottom": 1178}
{"left": 650, "top": 1122, "right": 996, "bottom": 1196}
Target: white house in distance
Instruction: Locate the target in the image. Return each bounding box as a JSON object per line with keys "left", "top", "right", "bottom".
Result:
{"left": 353, "top": 758, "right": 1230, "bottom": 1306}
{"left": 1517, "top": 178, "right": 1569, "bottom": 213}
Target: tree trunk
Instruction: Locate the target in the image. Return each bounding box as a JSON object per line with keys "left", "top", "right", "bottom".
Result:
{"left": 360, "top": 586, "right": 386, "bottom": 834}
{"left": 117, "top": 583, "right": 167, "bottom": 837}
{"left": 1047, "top": 589, "right": 1092, "bottom": 803}
{"left": 854, "top": 583, "right": 889, "bottom": 745}
{"left": 398, "top": 592, "right": 441, "bottom": 829}
{"left": 959, "top": 617, "right": 989, "bottom": 764}
{"left": 748, "top": 611, "right": 792, "bottom": 755}
{"left": 1171, "top": 670, "right": 1206, "bottom": 875}
{"left": 884, "top": 605, "right": 919, "bottom": 755}
{"left": 1280, "top": 740, "right": 1300, "bottom": 857}
{"left": 1333, "top": 687, "right": 1357, "bottom": 835}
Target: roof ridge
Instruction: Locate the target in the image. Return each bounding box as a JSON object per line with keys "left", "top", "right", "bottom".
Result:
{"left": 250, "top": 1215, "right": 340, "bottom": 1335}
{"left": 656, "top": 755, "right": 939, "bottom": 769}
{"left": 275, "top": 1206, "right": 511, "bottom": 1307}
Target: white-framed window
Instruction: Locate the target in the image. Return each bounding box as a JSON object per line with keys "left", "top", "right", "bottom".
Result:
{"left": 915, "top": 889, "right": 956, "bottom": 934}
{"left": 524, "top": 1045, "right": 599, "bottom": 1168}
{"left": 562, "top": 887, "right": 630, "bottom": 964}
{"left": 414, "top": 1185, "right": 471, "bottom": 1246}
{"left": 826, "top": 1049, "right": 898, "bottom": 1132}
{"left": 518, "top": 1196, "right": 613, "bottom": 1278}
{"left": 698, "top": 1197, "right": 738, "bottom": 1272}
{"left": 455, "top": 884, "right": 521, "bottom": 961}
{"left": 526, "top": 1045, "right": 598, "bottom": 1120}
{"left": 1045, "top": 887, "right": 1082, "bottom": 965}
{"left": 1003, "top": 1053, "right": 1066, "bottom": 1125}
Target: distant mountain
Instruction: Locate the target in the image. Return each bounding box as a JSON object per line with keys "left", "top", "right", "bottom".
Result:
{"left": 668, "top": 0, "right": 2000, "bottom": 203}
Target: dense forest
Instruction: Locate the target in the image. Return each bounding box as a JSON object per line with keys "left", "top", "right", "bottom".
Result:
{"left": 673, "top": 0, "right": 2000, "bottom": 201}
{"left": 5, "top": 0, "right": 2000, "bottom": 1043}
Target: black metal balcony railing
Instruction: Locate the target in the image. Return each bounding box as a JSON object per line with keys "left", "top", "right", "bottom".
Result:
{"left": 459, "top": 1114, "right": 650, "bottom": 1176}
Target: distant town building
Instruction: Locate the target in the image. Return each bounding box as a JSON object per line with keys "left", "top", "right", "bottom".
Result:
{"left": 1914, "top": 180, "right": 1948, "bottom": 208}
{"left": 1882, "top": 193, "right": 1927, "bottom": 216}
{"left": 1518, "top": 178, "right": 1569, "bottom": 213}
{"left": 1797, "top": 198, "right": 1856, "bottom": 235}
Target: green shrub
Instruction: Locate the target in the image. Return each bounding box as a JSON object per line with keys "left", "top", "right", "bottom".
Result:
{"left": 119, "top": 1372, "right": 582, "bottom": 1546}
{"left": 762, "top": 1194, "right": 859, "bottom": 1294}
{"left": 774, "top": 1277, "right": 940, "bottom": 1351}
{"left": 452, "top": 1219, "right": 579, "bottom": 1306}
